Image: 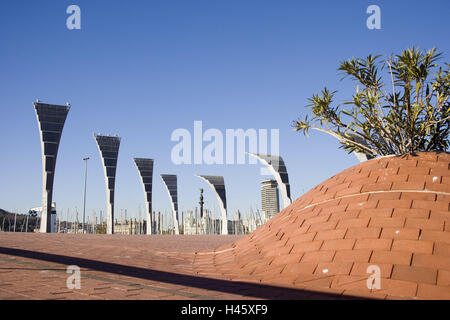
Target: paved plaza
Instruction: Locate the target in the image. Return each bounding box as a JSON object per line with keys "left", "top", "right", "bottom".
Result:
{"left": 0, "top": 233, "right": 345, "bottom": 300}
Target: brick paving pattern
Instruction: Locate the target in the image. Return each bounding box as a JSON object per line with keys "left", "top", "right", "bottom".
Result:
{"left": 0, "top": 152, "right": 448, "bottom": 299}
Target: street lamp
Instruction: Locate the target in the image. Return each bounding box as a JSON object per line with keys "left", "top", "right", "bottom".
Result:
{"left": 82, "top": 157, "right": 90, "bottom": 234}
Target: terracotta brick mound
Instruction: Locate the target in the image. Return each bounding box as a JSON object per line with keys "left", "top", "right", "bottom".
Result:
{"left": 194, "top": 152, "right": 450, "bottom": 299}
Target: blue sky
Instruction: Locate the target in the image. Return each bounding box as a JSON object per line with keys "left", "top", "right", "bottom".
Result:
{"left": 1, "top": 0, "right": 449, "bottom": 223}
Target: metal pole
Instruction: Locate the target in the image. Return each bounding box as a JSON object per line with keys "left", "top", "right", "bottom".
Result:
{"left": 195, "top": 207, "right": 198, "bottom": 235}
{"left": 75, "top": 207, "right": 79, "bottom": 233}
{"left": 82, "top": 157, "right": 90, "bottom": 234}
{"left": 119, "top": 209, "right": 121, "bottom": 234}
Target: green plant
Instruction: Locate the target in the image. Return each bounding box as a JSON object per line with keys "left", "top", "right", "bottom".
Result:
{"left": 294, "top": 47, "right": 450, "bottom": 158}
{"left": 96, "top": 223, "right": 106, "bottom": 234}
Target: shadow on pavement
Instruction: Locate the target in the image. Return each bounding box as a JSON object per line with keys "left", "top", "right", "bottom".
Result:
{"left": 0, "top": 246, "right": 359, "bottom": 300}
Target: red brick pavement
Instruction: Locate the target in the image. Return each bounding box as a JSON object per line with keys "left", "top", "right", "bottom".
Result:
{"left": 0, "top": 234, "right": 347, "bottom": 300}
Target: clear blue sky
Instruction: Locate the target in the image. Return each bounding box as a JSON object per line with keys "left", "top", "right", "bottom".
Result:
{"left": 1, "top": 1, "right": 449, "bottom": 222}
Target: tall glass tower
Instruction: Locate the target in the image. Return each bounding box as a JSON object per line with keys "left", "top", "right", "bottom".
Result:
{"left": 261, "top": 179, "right": 280, "bottom": 222}
{"left": 247, "top": 153, "right": 292, "bottom": 209}
{"left": 94, "top": 134, "right": 121, "bottom": 234}
{"left": 34, "top": 101, "right": 70, "bottom": 233}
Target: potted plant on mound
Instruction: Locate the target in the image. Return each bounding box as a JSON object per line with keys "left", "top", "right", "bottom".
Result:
{"left": 293, "top": 47, "right": 449, "bottom": 159}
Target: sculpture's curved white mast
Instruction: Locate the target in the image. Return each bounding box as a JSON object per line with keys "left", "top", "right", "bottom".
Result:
{"left": 311, "top": 127, "right": 373, "bottom": 162}
{"left": 160, "top": 174, "right": 180, "bottom": 235}
{"left": 247, "top": 153, "right": 292, "bottom": 209}
{"left": 34, "top": 101, "right": 70, "bottom": 233}
{"left": 195, "top": 175, "right": 228, "bottom": 235}
{"left": 94, "top": 134, "right": 121, "bottom": 234}
{"left": 134, "top": 158, "right": 154, "bottom": 234}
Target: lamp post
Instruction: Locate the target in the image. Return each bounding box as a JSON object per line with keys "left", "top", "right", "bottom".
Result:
{"left": 82, "top": 157, "right": 90, "bottom": 234}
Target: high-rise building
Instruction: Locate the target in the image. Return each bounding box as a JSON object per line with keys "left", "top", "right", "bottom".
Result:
{"left": 261, "top": 179, "right": 280, "bottom": 222}
{"left": 247, "top": 153, "right": 292, "bottom": 209}
{"left": 94, "top": 134, "right": 121, "bottom": 234}
{"left": 33, "top": 101, "right": 70, "bottom": 233}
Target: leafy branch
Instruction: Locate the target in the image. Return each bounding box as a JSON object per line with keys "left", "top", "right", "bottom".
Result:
{"left": 293, "top": 47, "right": 449, "bottom": 157}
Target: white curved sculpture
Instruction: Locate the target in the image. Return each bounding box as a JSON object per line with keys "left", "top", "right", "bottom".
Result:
{"left": 311, "top": 127, "right": 374, "bottom": 162}
{"left": 195, "top": 175, "right": 228, "bottom": 235}
{"left": 160, "top": 174, "right": 180, "bottom": 235}
{"left": 247, "top": 153, "right": 292, "bottom": 209}
{"left": 134, "top": 158, "right": 154, "bottom": 235}
{"left": 34, "top": 101, "right": 70, "bottom": 233}
{"left": 94, "top": 134, "right": 121, "bottom": 235}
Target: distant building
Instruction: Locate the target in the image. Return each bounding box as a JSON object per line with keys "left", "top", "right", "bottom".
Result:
{"left": 29, "top": 203, "right": 57, "bottom": 233}
{"left": 183, "top": 210, "right": 218, "bottom": 235}
{"left": 247, "top": 153, "right": 292, "bottom": 209}
{"left": 113, "top": 220, "right": 141, "bottom": 235}
{"left": 261, "top": 179, "right": 280, "bottom": 222}
{"left": 183, "top": 209, "right": 240, "bottom": 235}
